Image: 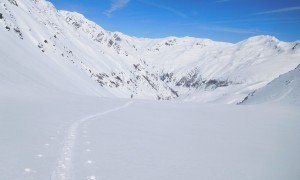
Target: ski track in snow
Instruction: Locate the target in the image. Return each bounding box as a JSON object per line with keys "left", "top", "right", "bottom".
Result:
{"left": 51, "top": 101, "right": 133, "bottom": 180}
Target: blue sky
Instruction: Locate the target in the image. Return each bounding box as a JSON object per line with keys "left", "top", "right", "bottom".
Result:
{"left": 49, "top": 0, "right": 300, "bottom": 42}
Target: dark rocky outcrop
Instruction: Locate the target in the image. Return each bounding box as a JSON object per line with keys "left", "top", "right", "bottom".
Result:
{"left": 8, "top": 0, "right": 18, "bottom": 6}
{"left": 204, "top": 79, "right": 230, "bottom": 89}
{"left": 237, "top": 91, "right": 256, "bottom": 105}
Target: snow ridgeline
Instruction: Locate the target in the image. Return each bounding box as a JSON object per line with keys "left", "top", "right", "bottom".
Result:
{"left": 1, "top": 0, "right": 300, "bottom": 104}
{"left": 241, "top": 65, "right": 300, "bottom": 106}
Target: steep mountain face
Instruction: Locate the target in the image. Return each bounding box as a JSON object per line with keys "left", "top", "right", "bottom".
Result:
{"left": 240, "top": 65, "right": 300, "bottom": 106}
{"left": 1, "top": 0, "right": 300, "bottom": 103}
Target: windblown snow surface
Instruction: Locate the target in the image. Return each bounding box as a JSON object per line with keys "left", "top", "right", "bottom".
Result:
{"left": 1, "top": 0, "right": 300, "bottom": 180}
{"left": 1, "top": 95, "right": 300, "bottom": 180}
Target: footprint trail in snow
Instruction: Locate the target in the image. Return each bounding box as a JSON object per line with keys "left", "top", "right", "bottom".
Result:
{"left": 51, "top": 101, "right": 132, "bottom": 180}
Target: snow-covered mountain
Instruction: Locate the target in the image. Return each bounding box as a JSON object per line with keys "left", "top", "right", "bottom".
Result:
{"left": 1, "top": 0, "right": 300, "bottom": 103}
{"left": 240, "top": 64, "right": 300, "bottom": 106}
{"left": 2, "top": 1, "right": 300, "bottom": 180}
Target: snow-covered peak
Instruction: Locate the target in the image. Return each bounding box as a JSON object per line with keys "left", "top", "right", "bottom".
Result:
{"left": 242, "top": 35, "right": 279, "bottom": 43}
{"left": 60, "top": 10, "right": 85, "bottom": 19}
{"left": 237, "top": 35, "right": 282, "bottom": 50}
{"left": 1, "top": 0, "right": 300, "bottom": 104}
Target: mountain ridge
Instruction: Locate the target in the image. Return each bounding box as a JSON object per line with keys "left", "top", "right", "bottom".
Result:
{"left": 1, "top": 0, "right": 300, "bottom": 103}
{"left": 240, "top": 64, "right": 300, "bottom": 105}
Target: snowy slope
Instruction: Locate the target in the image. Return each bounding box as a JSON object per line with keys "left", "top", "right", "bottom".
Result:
{"left": 241, "top": 65, "right": 300, "bottom": 106}
{"left": 0, "top": 0, "right": 114, "bottom": 98}
{"left": 1, "top": 0, "right": 300, "bottom": 103}
{"left": 0, "top": 21, "right": 114, "bottom": 98}
{"left": 1, "top": 96, "right": 300, "bottom": 180}
{"left": 1, "top": 1, "right": 300, "bottom": 179}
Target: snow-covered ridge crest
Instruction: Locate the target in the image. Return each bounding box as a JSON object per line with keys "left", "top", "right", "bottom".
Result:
{"left": 1, "top": 0, "right": 300, "bottom": 103}
{"left": 240, "top": 64, "right": 300, "bottom": 106}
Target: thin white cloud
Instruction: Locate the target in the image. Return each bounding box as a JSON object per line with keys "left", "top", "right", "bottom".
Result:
{"left": 138, "top": 0, "right": 187, "bottom": 18}
{"left": 255, "top": 6, "right": 300, "bottom": 15}
{"left": 170, "top": 23, "right": 268, "bottom": 35}
{"left": 200, "top": 26, "right": 263, "bottom": 34}
{"left": 211, "top": 17, "right": 300, "bottom": 25}
{"left": 104, "top": 0, "right": 130, "bottom": 17}
{"left": 215, "top": 0, "right": 232, "bottom": 3}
